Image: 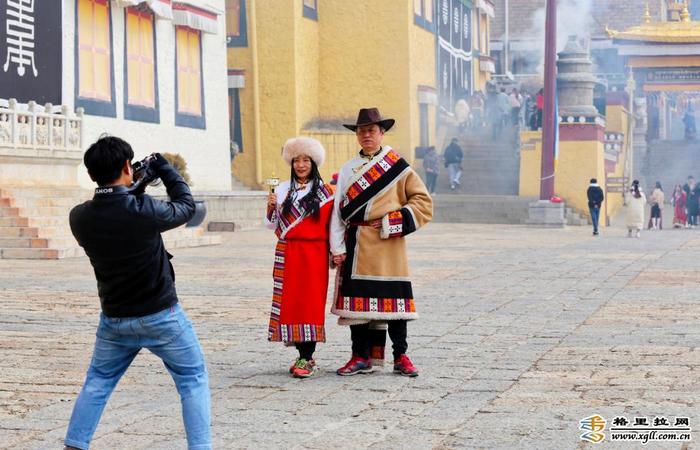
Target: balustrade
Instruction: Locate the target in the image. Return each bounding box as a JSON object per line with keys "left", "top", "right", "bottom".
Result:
{"left": 0, "top": 98, "right": 83, "bottom": 155}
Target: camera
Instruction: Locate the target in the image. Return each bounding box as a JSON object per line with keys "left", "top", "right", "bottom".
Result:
{"left": 129, "top": 154, "right": 162, "bottom": 194}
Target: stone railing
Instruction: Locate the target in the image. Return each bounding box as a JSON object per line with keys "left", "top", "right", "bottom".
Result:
{"left": 0, "top": 98, "right": 83, "bottom": 158}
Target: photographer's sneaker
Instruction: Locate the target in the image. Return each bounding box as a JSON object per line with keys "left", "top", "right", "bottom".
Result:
{"left": 292, "top": 359, "right": 317, "bottom": 378}
{"left": 393, "top": 354, "right": 419, "bottom": 377}
{"left": 336, "top": 355, "right": 374, "bottom": 376}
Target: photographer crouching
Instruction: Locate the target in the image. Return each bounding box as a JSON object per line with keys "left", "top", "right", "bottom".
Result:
{"left": 64, "top": 136, "right": 211, "bottom": 450}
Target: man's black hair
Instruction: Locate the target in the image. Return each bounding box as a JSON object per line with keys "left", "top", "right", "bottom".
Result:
{"left": 84, "top": 136, "right": 135, "bottom": 186}
{"left": 590, "top": 178, "right": 597, "bottom": 184}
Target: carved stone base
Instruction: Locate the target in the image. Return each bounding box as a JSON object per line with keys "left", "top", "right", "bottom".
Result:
{"left": 0, "top": 152, "right": 81, "bottom": 187}
{"left": 526, "top": 200, "right": 566, "bottom": 228}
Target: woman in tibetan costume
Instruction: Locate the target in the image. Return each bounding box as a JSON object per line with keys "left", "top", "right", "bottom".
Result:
{"left": 265, "top": 137, "right": 334, "bottom": 378}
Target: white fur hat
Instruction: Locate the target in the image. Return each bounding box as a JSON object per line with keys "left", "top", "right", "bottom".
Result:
{"left": 282, "top": 136, "right": 326, "bottom": 167}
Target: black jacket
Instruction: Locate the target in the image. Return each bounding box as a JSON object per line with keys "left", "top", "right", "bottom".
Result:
{"left": 69, "top": 164, "right": 195, "bottom": 318}
{"left": 443, "top": 142, "right": 464, "bottom": 166}
{"left": 587, "top": 184, "right": 604, "bottom": 208}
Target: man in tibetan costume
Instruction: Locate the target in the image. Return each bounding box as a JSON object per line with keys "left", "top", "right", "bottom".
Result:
{"left": 266, "top": 137, "right": 334, "bottom": 378}
{"left": 330, "top": 108, "right": 433, "bottom": 377}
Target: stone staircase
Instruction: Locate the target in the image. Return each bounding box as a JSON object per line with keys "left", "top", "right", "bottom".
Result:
{"left": 436, "top": 127, "right": 520, "bottom": 195}
{"left": 565, "top": 206, "right": 590, "bottom": 226}
{"left": 0, "top": 186, "right": 221, "bottom": 259}
{"left": 433, "top": 194, "right": 536, "bottom": 224}
{"left": 432, "top": 193, "right": 590, "bottom": 226}
{"left": 643, "top": 139, "right": 700, "bottom": 194}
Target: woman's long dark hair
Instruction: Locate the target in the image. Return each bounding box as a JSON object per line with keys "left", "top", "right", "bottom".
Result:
{"left": 655, "top": 181, "right": 663, "bottom": 191}
{"left": 282, "top": 159, "right": 323, "bottom": 218}
{"left": 632, "top": 180, "right": 642, "bottom": 199}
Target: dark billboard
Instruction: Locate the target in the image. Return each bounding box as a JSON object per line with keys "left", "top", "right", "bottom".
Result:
{"left": 437, "top": 0, "right": 473, "bottom": 113}
{"left": 0, "top": 0, "right": 62, "bottom": 104}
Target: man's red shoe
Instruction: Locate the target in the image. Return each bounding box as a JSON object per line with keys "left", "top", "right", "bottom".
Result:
{"left": 393, "top": 354, "right": 418, "bottom": 377}
{"left": 336, "top": 355, "right": 374, "bottom": 376}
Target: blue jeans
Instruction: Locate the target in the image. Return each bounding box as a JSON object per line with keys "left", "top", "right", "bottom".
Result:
{"left": 65, "top": 304, "right": 211, "bottom": 450}
{"left": 448, "top": 163, "right": 462, "bottom": 188}
{"left": 589, "top": 206, "right": 600, "bottom": 232}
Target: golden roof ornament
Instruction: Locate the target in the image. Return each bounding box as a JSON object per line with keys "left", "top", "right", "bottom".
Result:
{"left": 680, "top": 0, "right": 690, "bottom": 22}
{"left": 604, "top": 24, "right": 618, "bottom": 38}
{"left": 607, "top": 0, "right": 700, "bottom": 43}
{"left": 643, "top": 2, "right": 651, "bottom": 24}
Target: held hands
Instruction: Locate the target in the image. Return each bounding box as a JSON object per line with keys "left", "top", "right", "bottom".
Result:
{"left": 332, "top": 253, "right": 346, "bottom": 266}
{"left": 267, "top": 193, "right": 276, "bottom": 211}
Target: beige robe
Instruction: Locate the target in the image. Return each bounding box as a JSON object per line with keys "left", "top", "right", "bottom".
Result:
{"left": 625, "top": 192, "right": 646, "bottom": 229}
{"left": 329, "top": 146, "right": 433, "bottom": 322}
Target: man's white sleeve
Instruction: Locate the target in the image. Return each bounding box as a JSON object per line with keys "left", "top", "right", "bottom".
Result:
{"left": 330, "top": 177, "right": 347, "bottom": 255}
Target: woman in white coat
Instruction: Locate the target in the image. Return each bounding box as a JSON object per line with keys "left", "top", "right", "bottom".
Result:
{"left": 626, "top": 179, "right": 646, "bottom": 238}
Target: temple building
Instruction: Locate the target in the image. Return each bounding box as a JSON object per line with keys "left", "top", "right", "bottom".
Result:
{"left": 607, "top": 2, "right": 700, "bottom": 140}
{"left": 490, "top": 0, "right": 699, "bottom": 86}
{"left": 518, "top": 1, "right": 700, "bottom": 226}
{"left": 0, "top": 1, "right": 230, "bottom": 258}
{"left": 225, "top": 0, "right": 494, "bottom": 188}
{"left": 0, "top": 0, "right": 232, "bottom": 191}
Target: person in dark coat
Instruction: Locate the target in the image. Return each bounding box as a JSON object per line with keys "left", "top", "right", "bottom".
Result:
{"left": 683, "top": 176, "right": 699, "bottom": 227}
{"left": 443, "top": 138, "right": 464, "bottom": 190}
{"left": 587, "top": 178, "right": 604, "bottom": 235}
{"left": 422, "top": 146, "right": 439, "bottom": 194}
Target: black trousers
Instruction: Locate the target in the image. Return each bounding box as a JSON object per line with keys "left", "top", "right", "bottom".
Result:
{"left": 294, "top": 342, "right": 316, "bottom": 360}
{"left": 351, "top": 320, "right": 408, "bottom": 360}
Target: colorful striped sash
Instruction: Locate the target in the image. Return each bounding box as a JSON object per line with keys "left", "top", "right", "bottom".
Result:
{"left": 340, "top": 149, "right": 409, "bottom": 222}
{"left": 275, "top": 184, "right": 333, "bottom": 239}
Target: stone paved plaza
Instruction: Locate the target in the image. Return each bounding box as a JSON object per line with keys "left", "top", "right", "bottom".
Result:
{"left": 0, "top": 222, "right": 698, "bottom": 449}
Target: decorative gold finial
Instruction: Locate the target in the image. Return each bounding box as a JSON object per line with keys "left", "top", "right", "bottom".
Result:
{"left": 643, "top": 2, "right": 651, "bottom": 24}
{"left": 680, "top": 0, "right": 690, "bottom": 21}
{"left": 605, "top": 24, "right": 618, "bottom": 38}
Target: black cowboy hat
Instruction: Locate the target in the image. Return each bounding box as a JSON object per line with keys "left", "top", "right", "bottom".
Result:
{"left": 343, "top": 107, "right": 395, "bottom": 132}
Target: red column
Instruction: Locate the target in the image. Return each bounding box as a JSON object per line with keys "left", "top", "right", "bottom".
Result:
{"left": 540, "top": 0, "right": 557, "bottom": 200}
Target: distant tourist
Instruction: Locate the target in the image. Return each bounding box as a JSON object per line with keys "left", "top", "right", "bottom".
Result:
{"left": 329, "top": 172, "right": 339, "bottom": 194}
{"left": 486, "top": 89, "right": 501, "bottom": 139}
{"left": 509, "top": 88, "right": 522, "bottom": 127}
{"left": 497, "top": 88, "right": 511, "bottom": 133}
{"left": 683, "top": 176, "right": 699, "bottom": 228}
{"left": 535, "top": 88, "right": 544, "bottom": 130}
{"left": 648, "top": 181, "right": 664, "bottom": 230}
{"left": 443, "top": 137, "right": 464, "bottom": 190}
{"left": 586, "top": 178, "right": 604, "bottom": 236}
{"left": 626, "top": 180, "right": 646, "bottom": 238}
{"left": 455, "top": 97, "right": 470, "bottom": 133}
{"left": 470, "top": 91, "right": 485, "bottom": 129}
{"left": 683, "top": 105, "right": 696, "bottom": 140}
{"left": 422, "top": 146, "right": 439, "bottom": 194}
{"left": 671, "top": 184, "right": 687, "bottom": 228}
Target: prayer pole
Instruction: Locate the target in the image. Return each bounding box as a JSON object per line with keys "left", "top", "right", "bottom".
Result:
{"left": 540, "top": 0, "right": 557, "bottom": 199}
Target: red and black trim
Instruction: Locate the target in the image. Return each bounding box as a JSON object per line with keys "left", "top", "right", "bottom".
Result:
{"left": 340, "top": 157, "right": 410, "bottom": 223}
